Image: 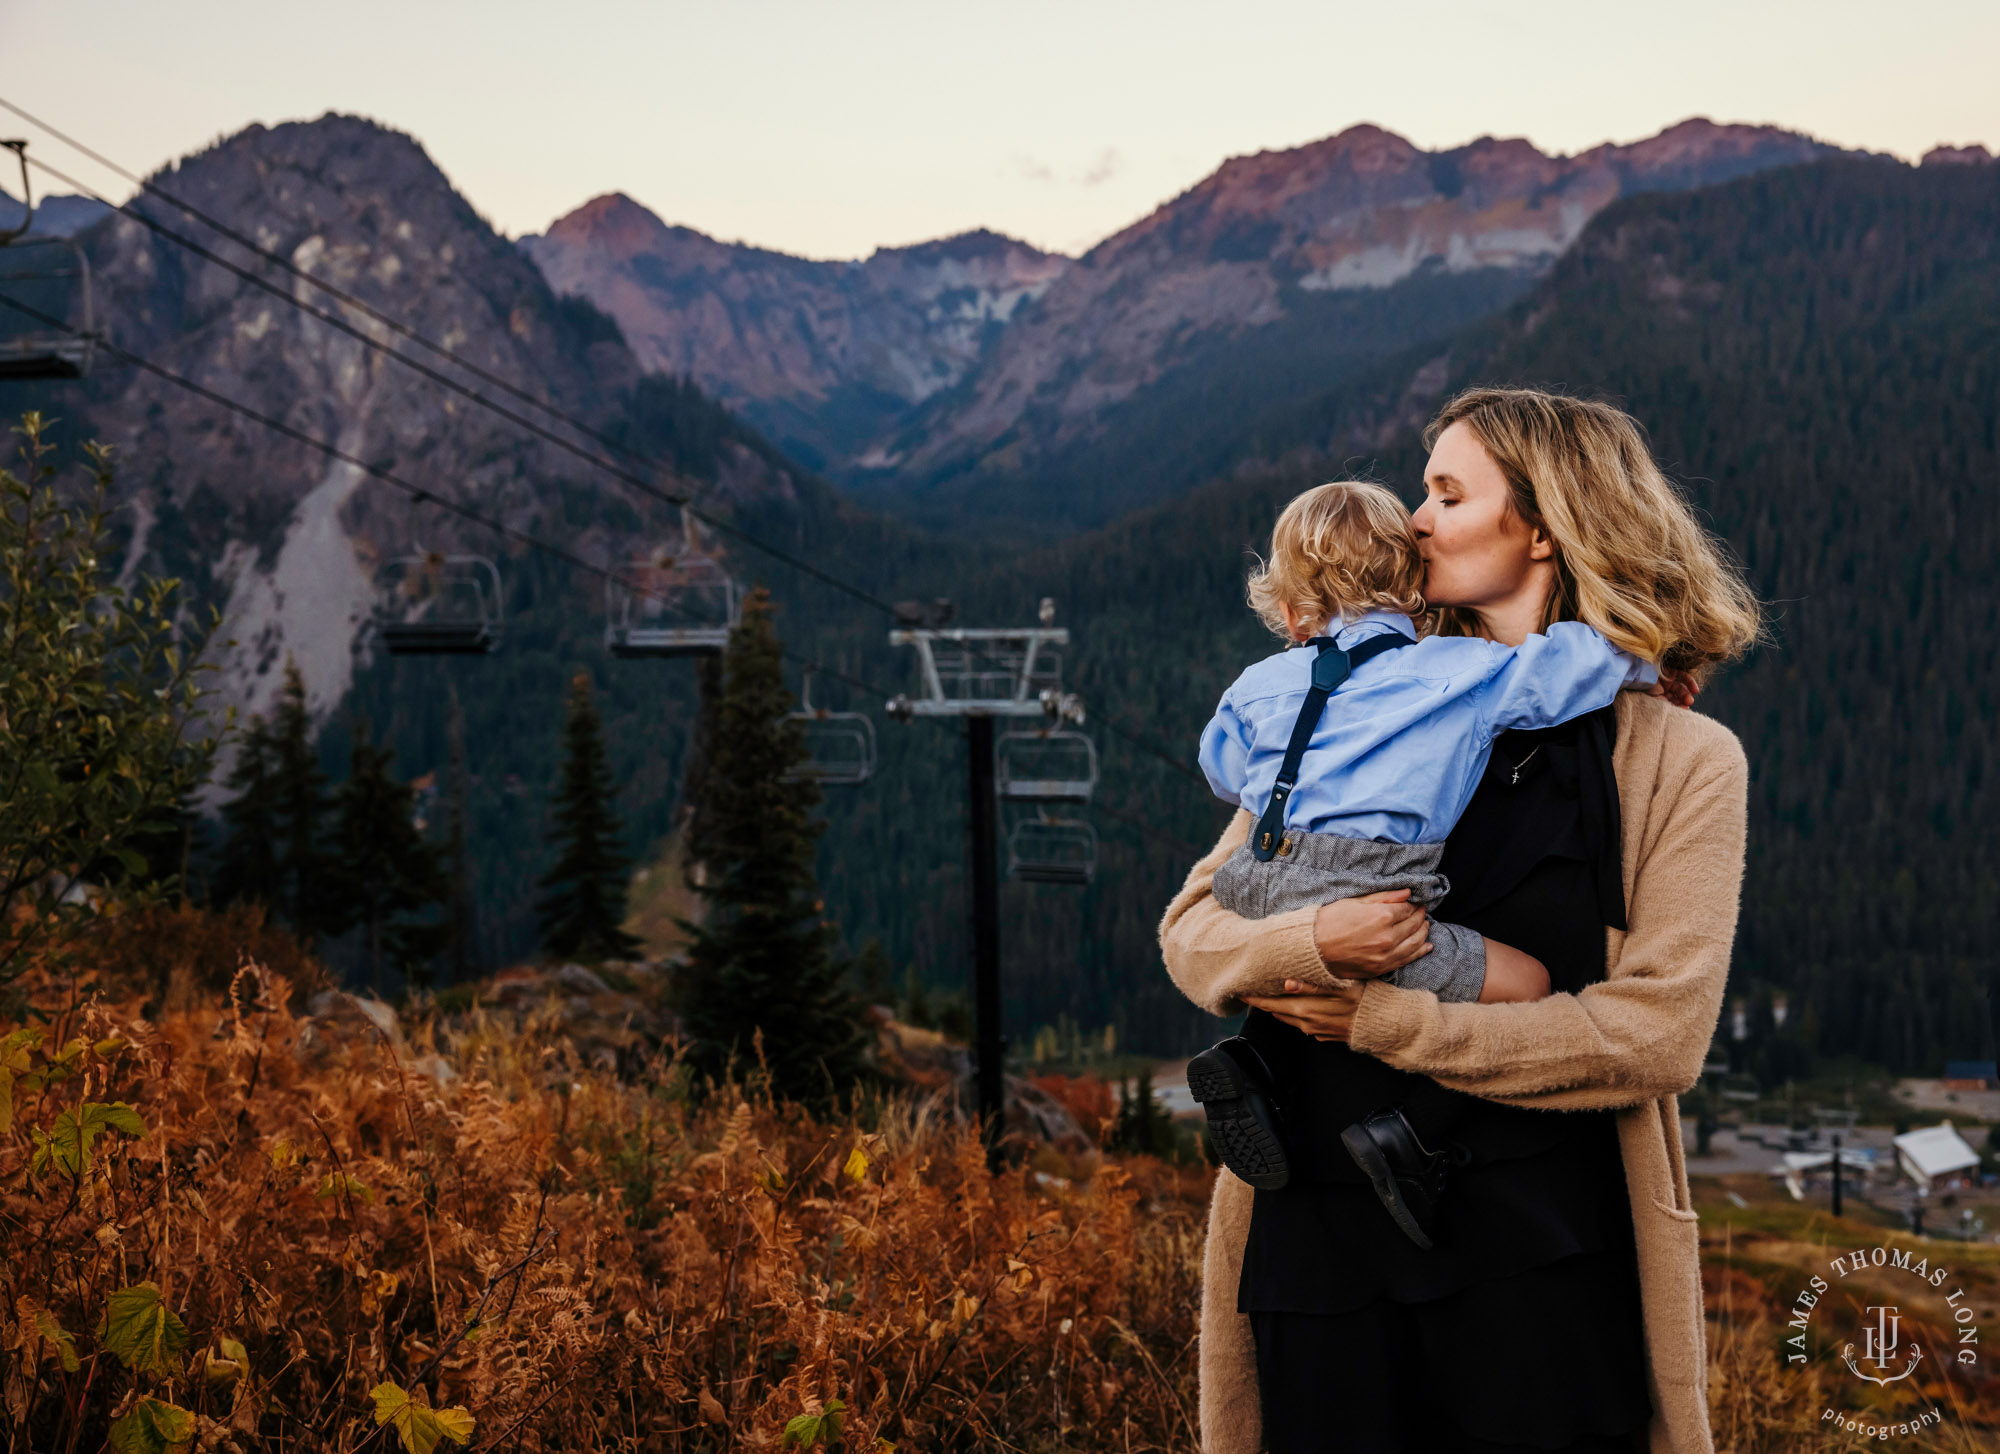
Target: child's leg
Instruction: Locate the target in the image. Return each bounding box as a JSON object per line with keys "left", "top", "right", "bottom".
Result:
{"left": 1384, "top": 919, "right": 1486, "bottom": 1002}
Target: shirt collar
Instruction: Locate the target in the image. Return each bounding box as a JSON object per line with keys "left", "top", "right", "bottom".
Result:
{"left": 1327, "top": 610, "right": 1418, "bottom": 647}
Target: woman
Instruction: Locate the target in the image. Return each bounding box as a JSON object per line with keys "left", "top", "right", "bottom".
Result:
{"left": 1160, "top": 387, "right": 1761, "bottom": 1454}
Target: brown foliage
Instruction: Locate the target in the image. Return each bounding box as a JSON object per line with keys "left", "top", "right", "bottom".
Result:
{"left": 0, "top": 967, "right": 1206, "bottom": 1452}
{"left": 80, "top": 899, "right": 330, "bottom": 1011}
{"left": 1029, "top": 1074, "right": 1118, "bottom": 1144}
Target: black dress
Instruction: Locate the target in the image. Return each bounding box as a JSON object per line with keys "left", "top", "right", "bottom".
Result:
{"left": 1235, "top": 707, "right": 1652, "bottom": 1454}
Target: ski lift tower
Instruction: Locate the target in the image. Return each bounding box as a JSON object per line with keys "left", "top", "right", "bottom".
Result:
{"left": 888, "top": 596, "right": 1084, "bottom": 1161}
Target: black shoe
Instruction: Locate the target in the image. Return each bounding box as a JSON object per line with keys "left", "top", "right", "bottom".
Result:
{"left": 1339, "top": 1107, "right": 1468, "bottom": 1250}
{"left": 1187, "top": 1037, "right": 1291, "bottom": 1190}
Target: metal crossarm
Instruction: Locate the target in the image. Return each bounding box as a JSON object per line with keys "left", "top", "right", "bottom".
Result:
{"left": 885, "top": 626, "right": 1069, "bottom": 718}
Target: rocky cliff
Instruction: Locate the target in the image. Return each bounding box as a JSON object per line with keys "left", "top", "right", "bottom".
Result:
{"left": 522, "top": 198, "right": 1067, "bottom": 471}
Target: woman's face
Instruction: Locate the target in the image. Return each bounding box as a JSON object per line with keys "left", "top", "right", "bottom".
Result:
{"left": 1411, "top": 421, "right": 1556, "bottom": 642}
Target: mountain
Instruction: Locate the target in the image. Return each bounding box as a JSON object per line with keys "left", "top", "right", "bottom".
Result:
{"left": 36, "top": 115, "right": 823, "bottom": 729}
{"left": 10, "top": 112, "right": 1994, "bottom": 1072}
{"left": 0, "top": 185, "right": 113, "bottom": 238}
{"left": 522, "top": 197, "right": 1068, "bottom": 472}
{"left": 529, "top": 120, "right": 1850, "bottom": 537}
{"left": 861, "top": 118, "right": 1851, "bottom": 533}
{"left": 0, "top": 113, "right": 951, "bottom": 967}
{"left": 921, "top": 149, "right": 1999, "bottom": 1063}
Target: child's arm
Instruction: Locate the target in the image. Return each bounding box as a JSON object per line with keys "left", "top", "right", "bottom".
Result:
{"left": 1478, "top": 938, "right": 1551, "bottom": 1003}
{"left": 1196, "top": 689, "right": 1255, "bottom": 807}
{"left": 1477, "top": 621, "right": 1659, "bottom": 737}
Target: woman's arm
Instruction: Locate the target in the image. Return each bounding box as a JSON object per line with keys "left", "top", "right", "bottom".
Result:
{"left": 1158, "top": 810, "right": 1432, "bottom": 1016}
{"left": 1194, "top": 705, "right": 1746, "bottom": 1112}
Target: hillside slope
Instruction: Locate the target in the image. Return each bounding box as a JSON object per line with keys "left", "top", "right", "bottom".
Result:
{"left": 885, "top": 153, "right": 1998, "bottom": 1059}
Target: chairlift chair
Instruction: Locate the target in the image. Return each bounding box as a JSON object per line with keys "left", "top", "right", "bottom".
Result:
{"left": 996, "top": 726, "right": 1097, "bottom": 803}
{"left": 782, "top": 671, "right": 877, "bottom": 786}
{"left": 372, "top": 548, "right": 504, "bottom": 655}
{"left": 1007, "top": 813, "right": 1098, "bottom": 886}
{"left": 606, "top": 508, "right": 743, "bottom": 659}
{"left": 0, "top": 141, "right": 97, "bottom": 380}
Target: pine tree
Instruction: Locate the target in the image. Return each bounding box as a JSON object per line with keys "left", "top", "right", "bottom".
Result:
{"left": 850, "top": 938, "right": 894, "bottom": 1011}
{"left": 268, "top": 660, "right": 338, "bottom": 941}
{"left": 537, "top": 671, "right": 642, "bottom": 963}
{"left": 677, "top": 588, "right": 867, "bottom": 1110}
{"left": 1113, "top": 1067, "right": 1177, "bottom": 1159}
{"left": 679, "top": 654, "right": 724, "bottom": 895}
{"left": 443, "top": 684, "right": 477, "bottom": 984}
{"left": 330, "top": 718, "right": 447, "bottom": 994}
{"left": 211, "top": 713, "right": 283, "bottom": 913}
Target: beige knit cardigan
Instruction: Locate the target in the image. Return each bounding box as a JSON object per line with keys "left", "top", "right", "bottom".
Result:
{"left": 1158, "top": 692, "right": 1747, "bottom": 1454}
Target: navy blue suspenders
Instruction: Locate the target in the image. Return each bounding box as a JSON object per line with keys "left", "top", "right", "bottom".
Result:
{"left": 1249, "top": 631, "right": 1411, "bottom": 862}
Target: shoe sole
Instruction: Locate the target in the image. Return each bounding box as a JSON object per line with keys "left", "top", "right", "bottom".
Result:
{"left": 1340, "top": 1121, "right": 1435, "bottom": 1250}
{"left": 1187, "top": 1048, "right": 1291, "bottom": 1190}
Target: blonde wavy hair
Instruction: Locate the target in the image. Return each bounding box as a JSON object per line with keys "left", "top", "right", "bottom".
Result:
{"left": 1246, "top": 480, "right": 1426, "bottom": 639}
{"left": 1424, "top": 387, "right": 1764, "bottom": 677}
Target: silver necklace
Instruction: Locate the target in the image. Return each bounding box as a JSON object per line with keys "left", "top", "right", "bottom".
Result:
{"left": 1507, "top": 744, "right": 1543, "bottom": 785}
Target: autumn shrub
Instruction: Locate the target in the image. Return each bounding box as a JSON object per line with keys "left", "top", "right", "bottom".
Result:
{"left": 1, "top": 966, "right": 1206, "bottom": 1453}
{"left": 84, "top": 900, "right": 329, "bottom": 1012}
{"left": 13, "top": 957, "right": 1975, "bottom": 1454}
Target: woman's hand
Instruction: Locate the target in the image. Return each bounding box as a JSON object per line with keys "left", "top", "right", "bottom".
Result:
{"left": 1241, "top": 979, "right": 1366, "bottom": 1042}
{"left": 1314, "top": 889, "right": 1432, "bottom": 979}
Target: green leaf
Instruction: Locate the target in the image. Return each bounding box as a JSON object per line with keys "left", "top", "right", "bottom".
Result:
{"left": 369, "top": 1382, "right": 476, "bottom": 1454}
{"left": 202, "top": 1334, "right": 248, "bottom": 1384}
{"left": 316, "top": 1172, "right": 373, "bottom": 1204}
{"left": 99, "top": 1282, "right": 190, "bottom": 1375}
{"left": 34, "top": 1100, "right": 146, "bottom": 1177}
{"left": 0, "top": 1026, "right": 42, "bottom": 1133}
{"left": 106, "top": 1396, "right": 195, "bottom": 1454}
{"left": 33, "top": 1308, "right": 79, "bottom": 1373}
{"left": 91, "top": 1101, "right": 147, "bottom": 1136}
{"left": 781, "top": 1398, "right": 847, "bottom": 1448}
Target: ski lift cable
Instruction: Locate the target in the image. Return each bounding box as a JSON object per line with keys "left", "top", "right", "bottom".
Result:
{"left": 4, "top": 104, "right": 1210, "bottom": 793}
{"left": 2, "top": 290, "right": 1226, "bottom": 867}
{"left": 14, "top": 144, "right": 903, "bottom": 620}
{"left": 0, "top": 288, "right": 885, "bottom": 706}
{"left": 0, "top": 97, "right": 731, "bottom": 504}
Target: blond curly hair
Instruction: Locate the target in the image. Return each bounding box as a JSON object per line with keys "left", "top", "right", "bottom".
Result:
{"left": 1245, "top": 481, "right": 1426, "bottom": 640}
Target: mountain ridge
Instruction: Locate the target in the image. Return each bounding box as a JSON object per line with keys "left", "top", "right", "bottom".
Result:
{"left": 526, "top": 116, "right": 1853, "bottom": 535}
{"left": 522, "top": 196, "right": 1068, "bottom": 471}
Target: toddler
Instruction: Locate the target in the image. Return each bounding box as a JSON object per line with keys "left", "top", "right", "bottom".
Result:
{"left": 1187, "top": 480, "right": 1657, "bottom": 1248}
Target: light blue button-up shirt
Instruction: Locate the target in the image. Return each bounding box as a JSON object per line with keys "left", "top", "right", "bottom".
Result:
{"left": 1198, "top": 611, "right": 1659, "bottom": 845}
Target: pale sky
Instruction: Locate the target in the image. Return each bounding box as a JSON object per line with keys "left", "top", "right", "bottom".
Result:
{"left": 4, "top": 0, "right": 1995, "bottom": 260}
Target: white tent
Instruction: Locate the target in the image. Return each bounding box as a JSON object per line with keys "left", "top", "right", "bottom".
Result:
{"left": 1892, "top": 1121, "right": 1982, "bottom": 1189}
